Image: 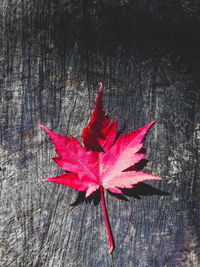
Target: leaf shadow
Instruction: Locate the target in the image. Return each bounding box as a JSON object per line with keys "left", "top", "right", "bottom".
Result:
{"left": 71, "top": 182, "right": 169, "bottom": 207}
{"left": 121, "top": 182, "right": 169, "bottom": 199}
{"left": 123, "top": 158, "right": 148, "bottom": 172}
{"left": 71, "top": 189, "right": 101, "bottom": 207}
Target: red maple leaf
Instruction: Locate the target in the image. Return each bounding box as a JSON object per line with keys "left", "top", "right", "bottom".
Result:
{"left": 38, "top": 83, "right": 162, "bottom": 253}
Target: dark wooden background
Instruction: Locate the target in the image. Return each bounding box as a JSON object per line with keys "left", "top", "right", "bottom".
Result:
{"left": 1, "top": 1, "right": 200, "bottom": 266}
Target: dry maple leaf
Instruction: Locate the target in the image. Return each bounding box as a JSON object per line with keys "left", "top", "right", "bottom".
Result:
{"left": 38, "top": 83, "right": 162, "bottom": 253}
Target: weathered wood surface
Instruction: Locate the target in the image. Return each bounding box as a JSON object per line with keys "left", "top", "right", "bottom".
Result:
{"left": 1, "top": 1, "right": 200, "bottom": 266}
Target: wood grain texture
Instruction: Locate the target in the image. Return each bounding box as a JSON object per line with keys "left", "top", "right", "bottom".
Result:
{"left": 1, "top": 1, "right": 200, "bottom": 266}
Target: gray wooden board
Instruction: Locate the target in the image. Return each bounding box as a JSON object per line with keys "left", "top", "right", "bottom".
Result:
{"left": 1, "top": 1, "right": 200, "bottom": 266}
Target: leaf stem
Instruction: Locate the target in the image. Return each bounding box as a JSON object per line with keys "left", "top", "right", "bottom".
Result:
{"left": 100, "top": 185, "right": 114, "bottom": 254}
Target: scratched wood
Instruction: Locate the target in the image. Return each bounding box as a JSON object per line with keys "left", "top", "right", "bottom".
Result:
{"left": 1, "top": 1, "right": 200, "bottom": 266}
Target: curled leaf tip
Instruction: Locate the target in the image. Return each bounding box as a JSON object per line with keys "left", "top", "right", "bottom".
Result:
{"left": 42, "top": 179, "right": 49, "bottom": 182}
{"left": 99, "top": 82, "right": 103, "bottom": 92}
{"left": 37, "top": 125, "right": 49, "bottom": 131}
